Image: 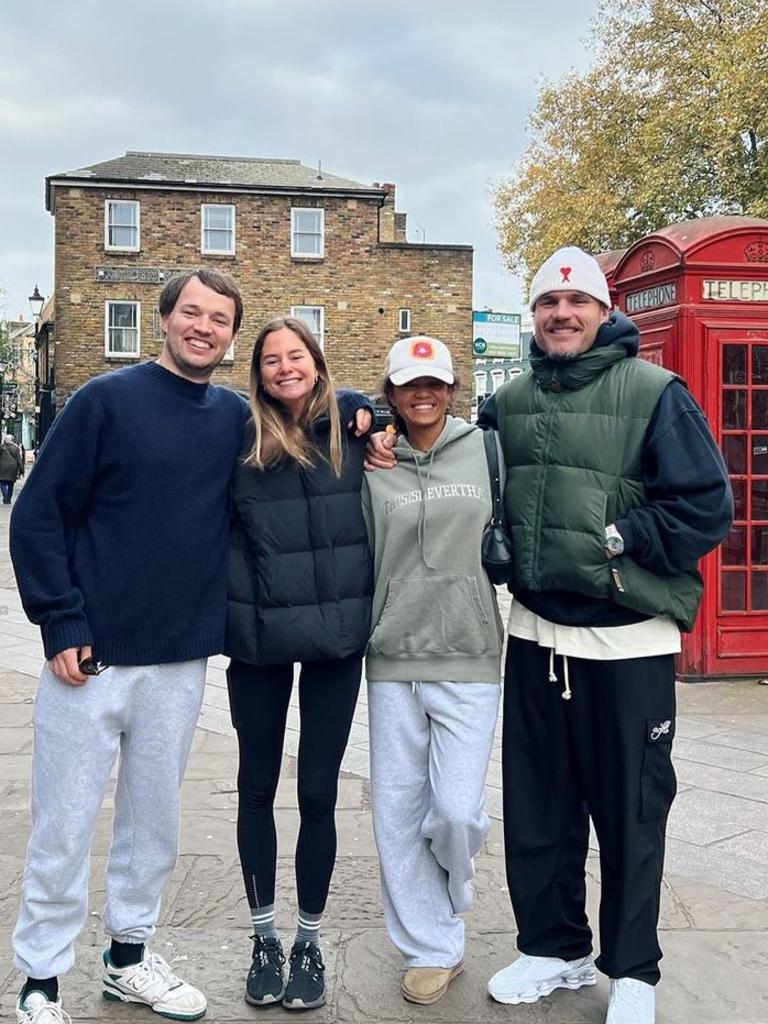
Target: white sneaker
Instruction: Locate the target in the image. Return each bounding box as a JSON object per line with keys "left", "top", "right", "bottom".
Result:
{"left": 15, "top": 990, "right": 71, "bottom": 1024}
{"left": 488, "top": 952, "right": 597, "bottom": 1005}
{"left": 605, "top": 978, "right": 656, "bottom": 1024}
{"left": 102, "top": 949, "right": 207, "bottom": 1020}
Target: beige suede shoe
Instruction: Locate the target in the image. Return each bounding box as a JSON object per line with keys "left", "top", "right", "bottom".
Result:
{"left": 401, "top": 963, "right": 465, "bottom": 1005}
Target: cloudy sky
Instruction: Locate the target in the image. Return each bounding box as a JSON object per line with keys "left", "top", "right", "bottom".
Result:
{"left": 0, "top": 0, "right": 599, "bottom": 325}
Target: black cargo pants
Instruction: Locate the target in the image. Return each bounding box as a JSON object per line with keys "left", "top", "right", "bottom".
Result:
{"left": 501, "top": 636, "right": 677, "bottom": 985}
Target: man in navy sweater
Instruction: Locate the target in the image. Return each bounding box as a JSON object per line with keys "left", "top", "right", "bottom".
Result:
{"left": 10, "top": 269, "right": 248, "bottom": 1024}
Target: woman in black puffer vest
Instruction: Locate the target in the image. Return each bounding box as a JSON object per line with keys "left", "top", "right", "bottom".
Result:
{"left": 224, "top": 316, "right": 373, "bottom": 1011}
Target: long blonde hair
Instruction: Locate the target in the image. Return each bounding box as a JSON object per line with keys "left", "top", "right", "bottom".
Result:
{"left": 245, "top": 316, "right": 344, "bottom": 477}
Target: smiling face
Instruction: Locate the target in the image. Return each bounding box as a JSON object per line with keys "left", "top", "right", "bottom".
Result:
{"left": 533, "top": 290, "right": 609, "bottom": 360}
{"left": 390, "top": 377, "right": 453, "bottom": 437}
{"left": 158, "top": 275, "right": 236, "bottom": 381}
{"left": 259, "top": 326, "right": 318, "bottom": 418}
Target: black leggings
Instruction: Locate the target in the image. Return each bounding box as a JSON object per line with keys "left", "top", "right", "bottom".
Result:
{"left": 227, "top": 655, "right": 362, "bottom": 915}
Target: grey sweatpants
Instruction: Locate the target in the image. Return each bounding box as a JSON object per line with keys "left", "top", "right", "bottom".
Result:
{"left": 369, "top": 680, "right": 499, "bottom": 968}
{"left": 13, "top": 659, "right": 207, "bottom": 979}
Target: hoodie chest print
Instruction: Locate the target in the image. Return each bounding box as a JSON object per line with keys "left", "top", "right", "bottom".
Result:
{"left": 383, "top": 483, "right": 489, "bottom": 517}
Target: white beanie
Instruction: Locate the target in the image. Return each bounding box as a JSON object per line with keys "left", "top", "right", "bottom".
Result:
{"left": 529, "top": 246, "right": 610, "bottom": 310}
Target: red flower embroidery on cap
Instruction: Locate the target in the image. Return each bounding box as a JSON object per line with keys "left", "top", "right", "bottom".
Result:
{"left": 560, "top": 266, "right": 572, "bottom": 283}
{"left": 411, "top": 340, "right": 434, "bottom": 360}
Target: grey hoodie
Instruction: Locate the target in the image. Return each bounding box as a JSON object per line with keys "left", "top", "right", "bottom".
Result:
{"left": 362, "top": 416, "right": 503, "bottom": 685}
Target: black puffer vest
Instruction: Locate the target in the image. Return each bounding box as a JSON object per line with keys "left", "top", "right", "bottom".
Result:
{"left": 225, "top": 419, "right": 373, "bottom": 665}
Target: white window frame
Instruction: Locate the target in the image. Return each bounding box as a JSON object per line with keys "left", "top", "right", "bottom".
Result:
{"left": 105, "top": 301, "right": 141, "bottom": 358}
{"left": 490, "top": 368, "right": 505, "bottom": 393}
{"left": 474, "top": 370, "right": 487, "bottom": 399}
{"left": 151, "top": 307, "right": 164, "bottom": 341}
{"left": 201, "top": 203, "right": 236, "bottom": 255}
{"left": 291, "top": 207, "right": 325, "bottom": 259}
{"left": 104, "top": 199, "right": 140, "bottom": 252}
{"left": 399, "top": 308, "right": 412, "bottom": 333}
{"left": 223, "top": 339, "right": 235, "bottom": 362}
{"left": 291, "top": 305, "right": 325, "bottom": 347}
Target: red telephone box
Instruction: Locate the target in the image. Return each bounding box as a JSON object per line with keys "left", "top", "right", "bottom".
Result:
{"left": 605, "top": 216, "right": 768, "bottom": 678}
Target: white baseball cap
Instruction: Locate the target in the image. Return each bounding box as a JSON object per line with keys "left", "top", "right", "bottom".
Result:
{"left": 529, "top": 246, "right": 611, "bottom": 310}
{"left": 385, "top": 336, "right": 455, "bottom": 385}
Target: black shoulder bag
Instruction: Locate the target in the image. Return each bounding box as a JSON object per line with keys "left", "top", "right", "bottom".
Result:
{"left": 481, "top": 428, "right": 515, "bottom": 585}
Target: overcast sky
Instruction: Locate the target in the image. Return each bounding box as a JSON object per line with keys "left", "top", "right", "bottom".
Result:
{"left": 0, "top": 0, "right": 599, "bottom": 327}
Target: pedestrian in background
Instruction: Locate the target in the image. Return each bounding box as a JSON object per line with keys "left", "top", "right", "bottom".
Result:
{"left": 0, "top": 433, "right": 24, "bottom": 504}
{"left": 363, "top": 337, "right": 502, "bottom": 1005}
{"left": 224, "top": 316, "right": 373, "bottom": 1012}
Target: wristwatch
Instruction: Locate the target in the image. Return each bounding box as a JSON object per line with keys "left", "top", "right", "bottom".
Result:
{"left": 604, "top": 523, "right": 625, "bottom": 557}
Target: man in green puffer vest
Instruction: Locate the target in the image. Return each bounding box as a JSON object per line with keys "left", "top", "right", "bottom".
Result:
{"left": 483, "top": 247, "right": 732, "bottom": 1024}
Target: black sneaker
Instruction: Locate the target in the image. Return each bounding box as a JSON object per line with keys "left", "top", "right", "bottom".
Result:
{"left": 245, "top": 934, "right": 286, "bottom": 1007}
{"left": 282, "top": 941, "right": 326, "bottom": 1010}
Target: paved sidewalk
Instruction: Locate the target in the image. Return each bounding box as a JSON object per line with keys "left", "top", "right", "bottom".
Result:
{"left": 1, "top": 494, "right": 768, "bottom": 1022}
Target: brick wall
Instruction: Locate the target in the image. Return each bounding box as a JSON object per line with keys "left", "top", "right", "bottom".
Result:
{"left": 52, "top": 185, "right": 473, "bottom": 414}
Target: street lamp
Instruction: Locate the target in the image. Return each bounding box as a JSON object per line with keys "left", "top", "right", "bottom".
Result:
{"left": 28, "top": 285, "right": 44, "bottom": 320}
{"left": 29, "top": 285, "right": 46, "bottom": 451}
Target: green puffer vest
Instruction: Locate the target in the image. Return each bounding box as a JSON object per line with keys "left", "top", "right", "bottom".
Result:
{"left": 496, "top": 343, "right": 703, "bottom": 631}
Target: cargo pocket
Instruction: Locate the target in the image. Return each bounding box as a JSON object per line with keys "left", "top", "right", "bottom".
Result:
{"left": 639, "top": 717, "right": 677, "bottom": 823}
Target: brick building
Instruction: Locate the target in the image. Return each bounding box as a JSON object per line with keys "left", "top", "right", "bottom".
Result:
{"left": 43, "top": 151, "right": 473, "bottom": 429}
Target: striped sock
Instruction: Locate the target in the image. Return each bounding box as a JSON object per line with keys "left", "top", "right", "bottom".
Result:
{"left": 295, "top": 908, "right": 322, "bottom": 945}
{"left": 251, "top": 904, "right": 277, "bottom": 939}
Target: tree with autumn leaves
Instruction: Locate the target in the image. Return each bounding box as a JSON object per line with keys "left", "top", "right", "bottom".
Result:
{"left": 494, "top": 0, "right": 768, "bottom": 279}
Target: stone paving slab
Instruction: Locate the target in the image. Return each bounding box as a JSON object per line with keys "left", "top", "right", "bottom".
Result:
{"left": 673, "top": 736, "right": 768, "bottom": 772}
{"left": 674, "top": 758, "right": 768, "bottom": 804}
{"left": 707, "top": 727, "right": 768, "bottom": 756}
{"left": 665, "top": 837, "right": 768, "bottom": 900}
{"left": 666, "top": 805, "right": 749, "bottom": 847}
{"left": 714, "top": 829, "right": 768, "bottom": 868}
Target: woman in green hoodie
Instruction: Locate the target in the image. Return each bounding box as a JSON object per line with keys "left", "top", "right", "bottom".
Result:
{"left": 362, "top": 336, "right": 503, "bottom": 1006}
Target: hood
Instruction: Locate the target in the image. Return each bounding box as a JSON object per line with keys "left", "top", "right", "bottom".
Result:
{"left": 393, "top": 414, "right": 476, "bottom": 460}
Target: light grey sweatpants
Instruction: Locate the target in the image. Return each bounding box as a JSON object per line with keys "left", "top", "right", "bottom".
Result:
{"left": 13, "top": 659, "right": 207, "bottom": 979}
{"left": 369, "top": 680, "right": 499, "bottom": 968}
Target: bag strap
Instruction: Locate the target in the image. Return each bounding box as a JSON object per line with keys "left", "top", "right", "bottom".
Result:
{"left": 481, "top": 428, "right": 503, "bottom": 525}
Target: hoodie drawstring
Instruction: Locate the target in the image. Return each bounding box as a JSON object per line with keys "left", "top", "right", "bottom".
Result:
{"left": 414, "top": 450, "right": 438, "bottom": 569}
{"left": 548, "top": 649, "right": 572, "bottom": 701}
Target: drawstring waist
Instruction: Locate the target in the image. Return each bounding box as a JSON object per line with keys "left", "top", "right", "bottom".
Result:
{"left": 547, "top": 648, "right": 572, "bottom": 701}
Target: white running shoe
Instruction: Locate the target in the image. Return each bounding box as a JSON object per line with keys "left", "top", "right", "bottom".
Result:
{"left": 487, "top": 952, "right": 597, "bottom": 1005}
{"left": 15, "top": 990, "right": 71, "bottom": 1024}
{"left": 102, "top": 949, "right": 207, "bottom": 1021}
{"left": 605, "top": 978, "right": 656, "bottom": 1024}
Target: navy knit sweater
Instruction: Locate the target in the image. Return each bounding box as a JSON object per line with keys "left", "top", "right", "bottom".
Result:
{"left": 10, "top": 361, "right": 248, "bottom": 663}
